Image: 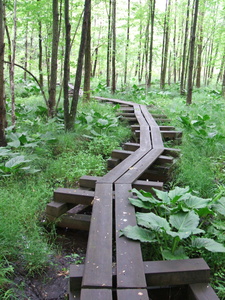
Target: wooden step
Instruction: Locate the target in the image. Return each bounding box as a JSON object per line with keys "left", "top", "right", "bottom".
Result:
{"left": 161, "top": 130, "right": 182, "bottom": 139}
{"left": 123, "top": 142, "right": 139, "bottom": 151}
{"left": 54, "top": 188, "right": 95, "bottom": 205}
{"left": 79, "top": 175, "right": 101, "bottom": 189}
{"left": 132, "top": 180, "right": 163, "bottom": 191}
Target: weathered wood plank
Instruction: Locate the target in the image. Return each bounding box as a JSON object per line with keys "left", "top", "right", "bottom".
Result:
{"left": 82, "top": 183, "right": 113, "bottom": 288}
{"left": 54, "top": 188, "right": 94, "bottom": 205}
{"left": 79, "top": 175, "right": 100, "bottom": 189}
{"left": 56, "top": 214, "right": 91, "bottom": 231}
{"left": 188, "top": 283, "right": 219, "bottom": 300}
{"left": 46, "top": 201, "right": 69, "bottom": 217}
{"left": 115, "top": 183, "right": 147, "bottom": 288}
{"left": 132, "top": 180, "right": 163, "bottom": 191}
{"left": 123, "top": 142, "right": 139, "bottom": 151}
{"left": 161, "top": 130, "right": 183, "bottom": 139}
{"left": 145, "top": 258, "right": 210, "bottom": 286}
{"left": 80, "top": 289, "right": 112, "bottom": 300}
{"left": 117, "top": 289, "right": 149, "bottom": 300}
{"left": 116, "top": 148, "right": 164, "bottom": 184}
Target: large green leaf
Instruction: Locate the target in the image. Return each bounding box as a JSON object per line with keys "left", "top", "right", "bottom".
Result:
{"left": 131, "top": 188, "right": 159, "bottom": 203}
{"left": 168, "top": 186, "right": 190, "bottom": 203}
{"left": 153, "top": 189, "right": 170, "bottom": 204}
{"left": 192, "top": 238, "right": 225, "bottom": 253}
{"left": 5, "top": 156, "right": 30, "bottom": 169}
{"left": 184, "top": 195, "right": 211, "bottom": 210}
{"left": 129, "top": 198, "right": 152, "bottom": 210}
{"left": 169, "top": 211, "right": 199, "bottom": 231}
{"left": 136, "top": 212, "right": 171, "bottom": 231}
{"left": 162, "top": 247, "right": 189, "bottom": 260}
{"left": 120, "top": 225, "right": 156, "bottom": 243}
{"left": 213, "top": 197, "right": 225, "bottom": 216}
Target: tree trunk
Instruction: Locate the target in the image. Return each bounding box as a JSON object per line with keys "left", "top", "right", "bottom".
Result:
{"left": 180, "top": 0, "right": 190, "bottom": 95}
{"left": 196, "top": 11, "right": 204, "bottom": 88}
{"left": 111, "top": 0, "right": 116, "bottom": 93}
{"left": 83, "top": 5, "right": 91, "bottom": 101}
{"left": 106, "top": 0, "right": 112, "bottom": 87}
{"left": 160, "top": 0, "right": 171, "bottom": 90}
{"left": 37, "top": 0, "right": 43, "bottom": 88}
{"left": 10, "top": 0, "right": 17, "bottom": 127}
{"left": 124, "top": 0, "right": 130, "bottom": 85}
{"left": 63, "top": 0, "right": 70, "bottom": 130}
{"left": 24, "top": 21, "right": 28, "bottom": 81}
{"left": 65, "top": 0, "right": 91, "bottom": 131}
{"left": 147, "top": 0, "right": 156, "bottom": 87}
{"left": 48, "top": 0, "right": 59, "bottom": 117}
{"left": 186, "top": 0, "right": 199, "bottom": 105}
{"left": 0, "top": 0, "right": 7, "bottom": 146}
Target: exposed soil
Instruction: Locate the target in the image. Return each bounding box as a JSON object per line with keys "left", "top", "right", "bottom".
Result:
{"left": 12, "top": 229, "right": 88, "bottom": 300}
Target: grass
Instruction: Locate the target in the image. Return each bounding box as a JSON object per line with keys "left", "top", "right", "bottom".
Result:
{"left": 0, "top": 95, "right": 131, "bottom": 298}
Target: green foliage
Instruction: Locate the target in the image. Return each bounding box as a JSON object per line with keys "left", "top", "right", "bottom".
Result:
{"left": 120, "top": 187, "right": 225, "bottom": 260}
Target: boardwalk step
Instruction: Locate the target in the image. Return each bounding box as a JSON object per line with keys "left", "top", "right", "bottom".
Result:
{"left": 161, "top": 130, "right": 183, "bottom": 139}
{"left": 54, "top": 188, "right": 94, "bottom": 205}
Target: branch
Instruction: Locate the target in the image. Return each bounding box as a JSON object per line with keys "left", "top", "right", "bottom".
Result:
{"left": 4, "top": 60, "right": 48, "bottom": 106}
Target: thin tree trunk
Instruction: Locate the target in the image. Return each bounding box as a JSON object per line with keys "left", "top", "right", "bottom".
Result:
{"left": 147, "top": 0, "right": 156, "bottom": 87}
{"left": 124, "top": 0, "right": 130, "bottom": 85}
{"left": 186, "top": 0, "right": 199, "bottom": 105}
{"left": 63, "top": 0, "right": 70, "bottom": 130}
{"left": 0, "top": 0, "right": 7, "bottom": 146}
{"left": 196, "top": 11, "right": 204, "bottom": 88}
{"left": 180, "top": 0, "right": 190, "bottom": 95}
{"left": 65, "top": 0, "right": 91, "bottom": 131}
{"left": 10, "top": 0, "right": 17, "bottom": 127}
{"left": 111, "top": 0, "right": 116, "bottom": 93}
{"left": 37, "top": 0, "right": 43, "bottom": 88}
{"left": 24, "top": 21, "right": 28, "bottom": 81}
{"left": 106, "top": 0, "right": 112, "bottom": 87}
{"left": 83, "top": 5, "right": 91, "bottom": 101}
{"left": 160, "top": 0, "right": 171, "bottom": 90}
{"left": 48, "top": 0, "right": 59, "bottom": 117}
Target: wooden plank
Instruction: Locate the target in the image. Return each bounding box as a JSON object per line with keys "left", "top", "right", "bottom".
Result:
{"left": 111, "top": 149, "right": 133, "bottom": 160}
{"left": 188, "top": 283, "right": 219, "bottom": 300}
{"left": 159, "top": 125, "right": 175, "bottom": 130}
{"left": 56, "top": 214, "right": 91, "bottom": 231}
{"left": 54, "top": 188, "right": 94, "bottom": 205}
{"left": 155, "top": 155, "right": 174, "bottom": 165}
{"left": 46, "top": 201, "right": 69, "bottom": 217}
{"left": 145, "top": 259, "right": 210, "bottom": 286}
{"left": 116, "top": 148, "right": 164, "bottom": 184}
{"left": 98, "top": 148, "right": 148, "bottom": 183}
{"left": 79, "top": 175, "right": 100, "bottom": 189}
{"left": 132, "top": 180, "right": 163, "bottom": 191}
{"left": 161, "top": 130, "right": 183, "bottom": 139}
{"left": 107, "top": 158, "right": 120, "bottom": 169}
{"left": 80, "top": 289, "right": 112, "bottom": 300}
{"left": 123, "top": 142, "right": 139, "bottom": 151}
{"left": 82, "top": 183, "right": 113, "bottom": 288}
{"left": 115, "top": 183, "right": 147, "bottom": 288}
{"left": 163, "top": 147, "right": 180, "bottom": 157}
{"left": 117, "top": 289, "right": 149, "bottom": 300}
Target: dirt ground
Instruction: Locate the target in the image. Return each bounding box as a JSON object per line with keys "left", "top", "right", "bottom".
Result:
{"left": 12, "top": 229, "right": 88, "bottom": 300}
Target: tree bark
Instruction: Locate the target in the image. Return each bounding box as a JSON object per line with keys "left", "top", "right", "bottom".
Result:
{"left": 111, "top": 0, "right": 116, "bottom": 93}
{"left": 0, "top": 0, "right": 7, "bottom": 146}
{"left": 48, "top": 0, "right": 59, "bottom": 117}
{"left": 124, "top": 0, "right": 130, "bottom": 85}
{"left": 180, "top": 0, "right": 190, "bottom": 95}
{"left": 160, "top": 0, "right": 171, "bottom": 90}
{"left": 147, "top": 0, "right": 156, "bottom": 87}
{"left": 65, "top": 0, "right": 91, "bottom": 131}
{"left": 186, "top": 0, "right": 199, "bottom": 105}
{"left": 83, "top": 5, "right": 91, "bottom": 101}
{"left": 106, "top": 0, "right": 112, "bottom": 87}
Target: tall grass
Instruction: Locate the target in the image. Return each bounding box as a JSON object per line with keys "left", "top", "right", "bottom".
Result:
{"left": 0, "top": 95, "right": 131, "bottom": 297}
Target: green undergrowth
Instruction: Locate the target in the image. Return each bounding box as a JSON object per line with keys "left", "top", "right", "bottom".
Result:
{"left": 0, "top": 96, "right": 131, "bottom": 298}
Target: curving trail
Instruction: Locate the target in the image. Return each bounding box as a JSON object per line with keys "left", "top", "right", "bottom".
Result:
{"left": 46, "top": 97, "right": 218, "bottom": 300}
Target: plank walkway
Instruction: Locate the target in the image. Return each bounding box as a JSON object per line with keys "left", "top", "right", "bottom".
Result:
{"left": 46, "top": 97, "right": 219, "bottom": 300}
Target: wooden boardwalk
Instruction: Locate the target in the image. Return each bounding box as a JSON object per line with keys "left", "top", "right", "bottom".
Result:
{"left": 46, "top": 97, "right": 218, "bottom": 300}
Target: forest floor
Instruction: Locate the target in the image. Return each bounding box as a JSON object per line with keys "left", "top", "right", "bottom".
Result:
{"left": 12, "top": 229, "right": 88, "bottom": 300}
